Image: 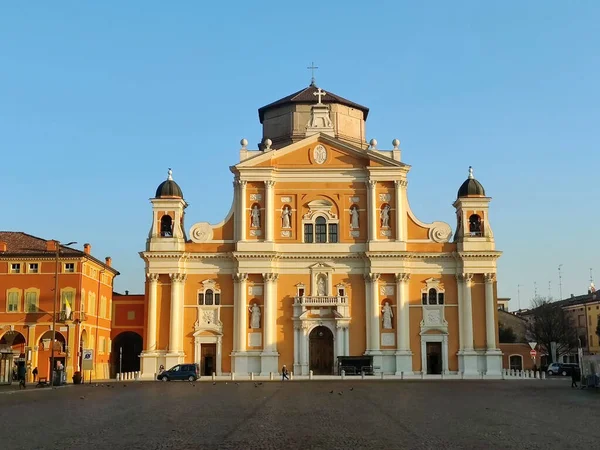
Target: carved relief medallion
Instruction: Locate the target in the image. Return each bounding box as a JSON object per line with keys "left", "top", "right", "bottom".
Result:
{"left": 313, "top": 145, "right": 327, "bottom": 164}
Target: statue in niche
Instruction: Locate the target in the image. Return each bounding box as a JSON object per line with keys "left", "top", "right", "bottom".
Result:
{"left": 281, "top": 206, "right": 292, "bottom": 229}
{"left": 317, "top": 275, "right": 327, "bottom": 296}
{"left": 380, "top": 204, "right": 391, "bottom": 228}
{"left": 381, "top": 301, "right": 393, "bottom": 329}
{"left": 349, "top": 206, "right": 359, "bottom": 229}
{"left": 251, "top": 205, "right": 261, "bottom": 228}
{"left": 249, "top": 303, "right": 261, "bottom": 329}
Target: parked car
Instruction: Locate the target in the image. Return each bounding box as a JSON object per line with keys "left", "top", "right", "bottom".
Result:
{"left": 547, "top": 363, "right": 578, "bottom": 376}
{"left": 157, "top": 363, "right": 200, "bottom": 382}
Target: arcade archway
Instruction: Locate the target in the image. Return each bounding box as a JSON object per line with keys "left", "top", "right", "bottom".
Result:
{"left": 111, "top": 332, "right": 143, "bottom": 378}
{"left": 37, "top": 331, "right": 66, "bottom": 379}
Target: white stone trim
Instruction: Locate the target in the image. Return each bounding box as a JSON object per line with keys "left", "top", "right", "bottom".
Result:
{"left": 420, "top": 333, "right": 449, "bottom": 375}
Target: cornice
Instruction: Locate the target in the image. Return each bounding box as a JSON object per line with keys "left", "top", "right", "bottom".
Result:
{"left": 454, "top": 251, "right": 502, "bottom": 259}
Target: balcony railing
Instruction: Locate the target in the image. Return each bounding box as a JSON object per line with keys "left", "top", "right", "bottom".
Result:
{"left": 73, "top": 311, "right": 87, "bottom": 322}
{"left": 294, "top": 296, "right": 348, "bottom": 306}
{"left": 58, "top": 311, "right": 73, "bottom": 322}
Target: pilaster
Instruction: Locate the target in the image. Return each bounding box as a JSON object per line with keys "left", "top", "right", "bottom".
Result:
{"left": 394, "top": 180, "right": 406, "bottom": 243}
{"left": 146, "top": 273, "right": 159, "bottom": 352}
{"left": 367, "top": 180, "right": 377, "bottom": 241}
{"left": 168, "top": 273, "right": 186, "bottom": 359}
{"left": 237, "top": 179, "right": 247, "bottom": 242}
{"left": 264, "top": 180, "right": 275, "bottom": 242}
{"left": 365, "top": 273, "right": 381, "bottom": 354}
{"left": 260, "top": 272, "right": 279, "bottom": 375}
{"left": 484, "top": 273, "right": 502, "bottom": 376}
{"left": 394, "top": 273, "right": 412, "bottom": 374}
{"left": 232, "top": 273, "right": 248, "bottom": 352}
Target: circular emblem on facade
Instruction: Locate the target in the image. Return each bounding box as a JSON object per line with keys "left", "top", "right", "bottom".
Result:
{"left": 313, "top": 145, "right": 327, "bottom": 164}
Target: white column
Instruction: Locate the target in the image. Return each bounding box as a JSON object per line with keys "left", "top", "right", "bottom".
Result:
{"left": 394, "top": 180, "right": 405, "bottom": 242}
{"left": 457, "top": 275, "right": 464, "bottom": 351}
{"left": 146, "top": 273, "right": 159, "bottom": 351}
{"left": 216, "top": 337, "right": 222, "bottom": 375}
{"left": 462, "top": 273, "right": 474, "bottom": 351}
{"left": 395, "top": 273, "right": 410, "bottom": 351}
{"left": 364, "top": 274, "right": 372, "bottom": 350}
{"left": 293, "top": 324, "right": 299, "bottom": 367}
{"left": 485, "top": 273, "right": 497, "bottom": 350}
{"left": 264, "top": 180, "right": 275, "bottom": 242}
{"left": 367, "top": 180, "right": 377, "bottom": 241}
{"left": 299, "top": 325, "right": 307, "bottom": 368}
{"left": 369, "top": 273, "right": 381, "bottom": 352}
{"left": 238, "top": 180, "right": 247, "bottom": 241}
{"left": 262, "top": 273, "right": 278, "bottom": 352}
{"left": 344, "top": 327, "right": 349, "bottom": 356}
{"left": 233, "top": 273, "right": 248, "bottom": 352}
{"left": 168, "top": 273, "right": 186, "bottom": 353}
{"left": 336, "top": 325, "right": 344, "bottom": 357}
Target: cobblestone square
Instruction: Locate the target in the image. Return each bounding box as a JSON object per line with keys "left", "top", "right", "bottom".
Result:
{"left": 0, "top": 379, "right": 597, "bottom": 450}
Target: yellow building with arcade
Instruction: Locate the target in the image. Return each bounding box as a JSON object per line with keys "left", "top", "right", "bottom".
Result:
{"left": 139, "top": 82, "right": 502, "bottom": 378}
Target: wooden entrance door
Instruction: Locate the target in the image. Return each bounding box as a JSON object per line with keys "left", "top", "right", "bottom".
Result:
{"left": 201, "top": 344, "right": 216, "bottom": 376}
{"left": 309, "top": 326, "right": 334, "bottom": 375}
{"left": 426, "top": 342, "right": 442, "bottom": 374}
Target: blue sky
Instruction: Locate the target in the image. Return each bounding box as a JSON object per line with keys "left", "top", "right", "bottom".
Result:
{"left": 1, "top": 2, "right": 598, "bottom": 309}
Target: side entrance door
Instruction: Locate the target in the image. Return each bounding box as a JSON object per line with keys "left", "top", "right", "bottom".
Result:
{"left": 309, "top": 326, "right": 334, "bottom": 375}
{"left": 201, "top": 344, "right": 216, "bottom": 376}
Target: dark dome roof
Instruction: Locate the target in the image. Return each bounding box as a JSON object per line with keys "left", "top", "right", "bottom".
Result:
{"left": 457, "top": 166, "right": 486, "bottom": 198}
{"left": 155, "top": 169, "right": 183, "bottom": 199}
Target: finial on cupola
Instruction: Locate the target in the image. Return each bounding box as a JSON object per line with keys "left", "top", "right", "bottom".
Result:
{"left": 468, "top": 166, "right": 474, "bottom": 179}
{"left": 167, "top": 168, "right": 173, "bottom": 180}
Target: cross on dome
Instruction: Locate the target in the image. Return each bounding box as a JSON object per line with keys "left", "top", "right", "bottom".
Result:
{"left": 307, "top": 62, "right": 319, "bottom": 86}
{"left": 314, "top": 88, "right": 327, "bottom": 104}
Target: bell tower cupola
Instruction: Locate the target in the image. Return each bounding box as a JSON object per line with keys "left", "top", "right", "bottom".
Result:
{"left": 147, "top": 168, "right": 188, "bottom": 252}
{"left": 452, "top": 166, "right": 494, "bottom": 251}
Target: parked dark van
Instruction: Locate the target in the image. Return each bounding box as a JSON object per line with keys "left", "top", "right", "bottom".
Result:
{"left": 157, "top": 363, "right": 200, "bottom": 382}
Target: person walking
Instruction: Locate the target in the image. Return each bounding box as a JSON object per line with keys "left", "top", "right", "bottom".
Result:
{"left": 32, "top": 367, "right": 38, "bottom": 383}
{"left": 281, "top": 364, "right": 289, "bottom": 381}
{"left": 571, "top": 367, "right": 580, "bottom": 388}
{"left": 18, "top": 364, "right": 27, "bottom": 389}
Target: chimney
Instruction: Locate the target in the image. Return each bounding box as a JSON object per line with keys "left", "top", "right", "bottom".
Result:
{"left": 46, "top": 240, "right": 58, "bottom": 252}
{"left": 0, "top": 241, "right": 6, "bottom": 252}
{"left": 105, "top": 256, "right": 112, "bottom": 267}
{"left": 83, "top": 243, "right": 91, "bottom": 254}
{"left": 125, "top": 290, "right": 129, "bottom": 295}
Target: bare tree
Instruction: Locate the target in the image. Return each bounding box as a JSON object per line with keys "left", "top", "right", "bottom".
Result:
{"left": 525, "top": 298, "right": 578, "bottom": 363}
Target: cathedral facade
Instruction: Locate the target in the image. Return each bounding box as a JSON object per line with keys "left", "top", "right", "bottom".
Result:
{"left": 139, "top": 83, "right": 503, "bottom": 378}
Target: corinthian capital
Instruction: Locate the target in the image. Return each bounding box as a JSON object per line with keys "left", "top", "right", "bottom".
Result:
{"left": 233, "top": 273, "right": 248, "bottom": 283}
{"left": 366, "top": 180, "right": 377, "bottom": 189}
{"left": 364, "top": 272, "right": 380, "bottom": 283}
{"left": 264, "top": 180, "right": 276, "bottom": 188}
{"left": 147, "top": 273, "right": 160, "bottom": 283}
{"left": 262, "top": 273, "right": 279, "bottom": 283}
{"left": 395, "top": 273, "right": 410, "bottom": 283}
{"left": 169, "top": 273, "right": 187, "bottom": 283}
{"left": 484, "top": 273, "right": 496, "bottom": 283}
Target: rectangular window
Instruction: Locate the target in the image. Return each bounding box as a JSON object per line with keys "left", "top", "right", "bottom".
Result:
{"left": 10, "top": 263, "right": 21, "bottom": 274}
{"left": 64, "top": 263, "right": 75, "bottom": 273}
{"left": 579, "top": 315, "right": 585, "bottom": 327}
{"left": 315, "top": 222, "right": 327, "bottom": 243}
{"left": 214, "top": 293, "right": 221, "bottom": 305}
{"left": 25, "top": 292, "right": 38, "bottom": 312}
{"left": 198, "top": 293, "right": 204, "bottom": 305}
{"left": 7, "top": 292, "right": 19, "bottom": 311}
{"left": 304, "top": 224, "right": 313, "bottom": 243}
{"left": 421, "top": 293, "right": 427, "bottom": 305}
{"left": 28, "top": 263, "right": 39, "bottom": 273}
{"left": 61, "top": 291, "right": 74, "bottom": 312}
{"left": 438, "top": 292, "right": 445, "bottom": 305}
{"left": 100, "top": 297, "right": 106, "bottom": 318}
{"left": 100, "top": 337, "right": 106, "bottom": 354}
{"left": 328, "top": 224, "right": 338, "bottom": 243}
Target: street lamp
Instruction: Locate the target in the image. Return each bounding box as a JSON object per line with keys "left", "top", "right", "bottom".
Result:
{"left": 50, "top": 240, "right": 77, "bottom": 387}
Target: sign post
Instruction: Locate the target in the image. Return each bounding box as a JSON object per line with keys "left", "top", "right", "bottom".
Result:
{"left": 82, "top": 349, "right": 93, "bottom": 384}
{"left": 529, "top": 349, "right": 537, "bottom": 358}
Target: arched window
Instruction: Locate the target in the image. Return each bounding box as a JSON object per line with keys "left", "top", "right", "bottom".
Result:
{"left": 160, "top": 215, "right": 173, "bottom": 237}
{"left": 469, "top": 214, "right": 482, "bottom": 237}
{"left": 509, "top": 355, "right": 523, "bottom": 371}
{"left": 421, "top": 280, "right": 445, "bottom": 305}
{"left": 304, "top": 215, "right": 338, "bottom": 244}
{"left": 198, "top": 284, "right": 221, "bottom": 306}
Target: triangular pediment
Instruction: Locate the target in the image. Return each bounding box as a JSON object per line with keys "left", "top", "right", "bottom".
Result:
{"left": 234, "top": 134, "right": 408, "bottom": 170}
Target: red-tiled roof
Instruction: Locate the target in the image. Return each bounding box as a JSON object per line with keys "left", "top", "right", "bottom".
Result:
{"left": 0, "top": 231, "right": 81, "bottom": 255}
{"left": 258, "top": 84, "right": 369, "bottom": 123}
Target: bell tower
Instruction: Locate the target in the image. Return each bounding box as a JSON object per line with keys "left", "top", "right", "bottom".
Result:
{"left": 147, "top": 168, "right": 187, "bottom": 252}
{"left": 452, "top": 166, "right": 494, "bottom": 252}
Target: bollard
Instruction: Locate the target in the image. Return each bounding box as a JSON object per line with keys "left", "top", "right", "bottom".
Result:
{"left": 380, "top": 372, "right": 384, "bottom": 380}
{"left": 401, "top": 371, "right": 404, "bottom": 380}
{"left": 212, "top": 372, "right": 216, "bottom": 381}
{"left": 341, "top": 370, "right": 345, "bottom": 380}
{"left": 250, "top": 372, "right": 254, "bottom": 381}
{"left": 461, "top": 372, "right": 465, "bottom": 380}
{"left": 421, "top": 372, "right": 425, "bottom": 380}
{"left": 231, "top": 372, "right": 235, "bottom": 381}
{"left": 270, "top": 372, "right": 274, "bottom": 381}
{"left": 502, "top": 369, "right": 506, "bottom": 380}
{"left": 361, "top": 371, "right": 365, "bottom": 380}
{"left": 309, "top": 370, "right": 314, "bottom": 380}
{"left": 441, "top": 371, "right": 445, "bottom": 380}
{"left": 116, "top": 373, "right": 120, "bottom": 381}
{"left": 290, "top": 371, "right": 293, "bottom": 380}
{"left": 534, "top": 371, "right": 539, "bottom": 379}
{"left": 541, "top": 371, "right": 546, "bottom": 380}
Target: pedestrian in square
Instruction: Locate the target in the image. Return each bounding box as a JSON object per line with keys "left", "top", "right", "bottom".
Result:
{"left": 18, "top": 364, "right": 27, "bottom": 389}
{"left": 32, "top": 367, "right": 38, "bottom": 382}
{"left": 281, "top": 365, "right": 289, "bottom": 381}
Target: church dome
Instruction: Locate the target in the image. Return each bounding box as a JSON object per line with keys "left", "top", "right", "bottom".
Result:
{"left": 155, "top": 168, "right": 183, "bottom": 199}
{"left": 457, "top": 166, "right": 486, "bottom": 198}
